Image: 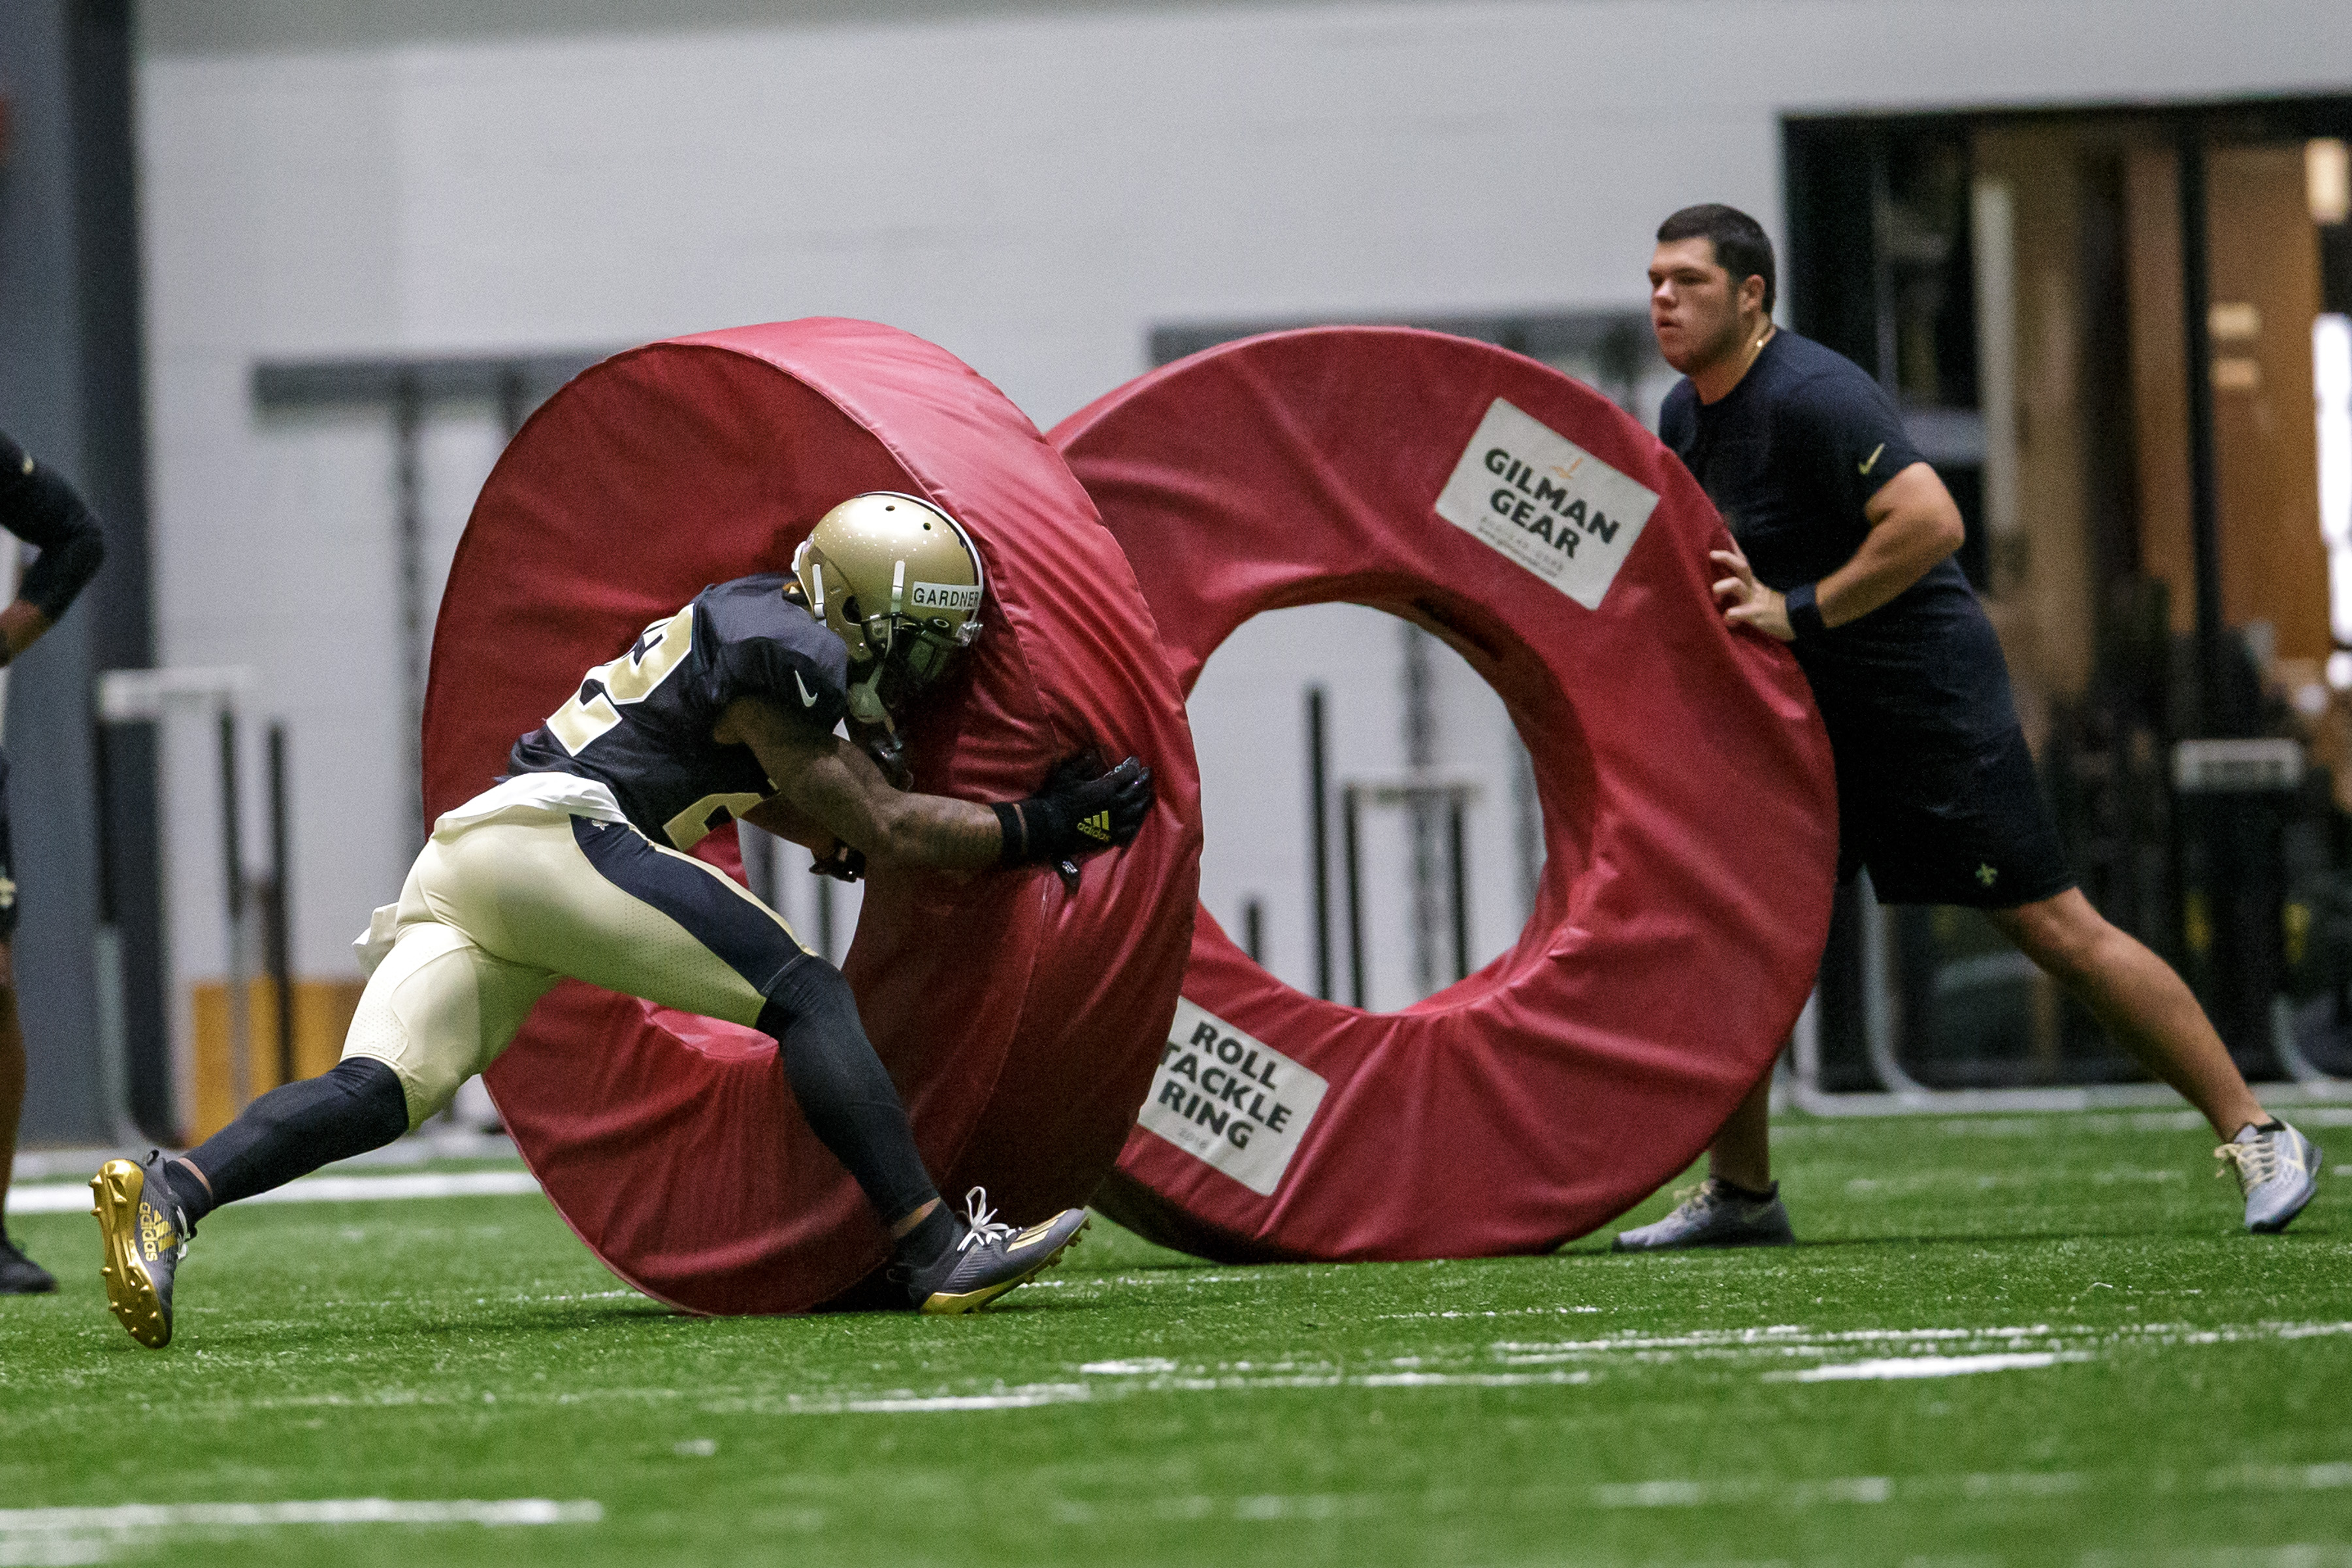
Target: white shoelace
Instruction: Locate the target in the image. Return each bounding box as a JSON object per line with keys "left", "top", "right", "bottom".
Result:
{"left": 1671, "top": 1179, "right": 1756, "bottom": 1215}
{"left": 953, "top": 1186, "right": 1016, "bottom": 1252}
{"left": 2215, "top": 1134, "right": 2280, "bottom": 1194}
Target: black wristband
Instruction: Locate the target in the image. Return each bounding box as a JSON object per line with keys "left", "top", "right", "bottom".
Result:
{"left": 992, "top": 801, "right": 1028, "bottom": 865}
{"left": 1784, "top": 581, "right": 1827, "bottom": 642}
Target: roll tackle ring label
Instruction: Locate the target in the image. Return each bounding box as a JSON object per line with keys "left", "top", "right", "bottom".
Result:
{"left": 1139, "top": 998, "right": 1328, "bottom": 1197}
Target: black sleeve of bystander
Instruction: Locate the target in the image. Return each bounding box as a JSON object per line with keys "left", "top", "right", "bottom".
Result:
{"left": 0, "top": 429, "right": 106, "bottom": 621}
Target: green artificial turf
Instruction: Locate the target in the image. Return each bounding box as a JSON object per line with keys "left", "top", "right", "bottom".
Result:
{"left": 3, "top": 1109, "right": 2349, "bottom": 1567}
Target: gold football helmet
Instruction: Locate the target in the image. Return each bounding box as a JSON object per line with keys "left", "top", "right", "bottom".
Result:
{"left": 791, "top": 491, "right": 986, "bottom": 728}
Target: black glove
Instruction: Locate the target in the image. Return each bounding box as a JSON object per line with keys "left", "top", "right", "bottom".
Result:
{"left": 994, "top": 753, "right": 1153, "bottom": 866}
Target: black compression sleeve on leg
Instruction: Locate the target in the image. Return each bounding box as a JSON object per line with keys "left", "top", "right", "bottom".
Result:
{"left": 755, "top": 953, "right": 940, "bottom": 1228}
{"left": 178, "top": 1057, "right": 410, "bottom": 1220}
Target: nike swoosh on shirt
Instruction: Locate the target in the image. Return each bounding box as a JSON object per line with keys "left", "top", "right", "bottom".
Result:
{"left": 794, "top": 670, "right": 819, "bottom": 708}
{"left": 1857, "top": 443, "right": 1885, "bottom": 476}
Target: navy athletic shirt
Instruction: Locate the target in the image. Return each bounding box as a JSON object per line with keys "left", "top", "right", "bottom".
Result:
{"left": 0, "top": 430, "right": 106, "bottom": 626}
{"left": 0, "top": 431, "right": 105, "bottom": 942}
{"left": 1659, "top": 331, "right": 2016, "bottom": 754}
{"left": 510, "top": 573, "right": 849, "bottom": 849}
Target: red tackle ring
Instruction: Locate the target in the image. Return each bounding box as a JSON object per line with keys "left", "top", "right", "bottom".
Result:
{"left": 1050, "top": 327, "right": 1835, "bottom": 1261}
{"left": 425, "top": 318, "right": 1201, "bottom": 1314}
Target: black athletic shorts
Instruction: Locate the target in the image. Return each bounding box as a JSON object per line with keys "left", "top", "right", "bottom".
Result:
{"left": 0, "top": 747, "right": 16, "bottom": 941}
{"left": 1832, "top": 721, "right": 2076, "bottom": 910}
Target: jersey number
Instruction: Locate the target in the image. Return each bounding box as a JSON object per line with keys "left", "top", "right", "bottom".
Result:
{"left": 545, "top": 608, "right": 695, "bottom": 755}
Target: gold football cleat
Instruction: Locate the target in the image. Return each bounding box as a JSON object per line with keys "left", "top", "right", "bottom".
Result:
{"left": 90, "top": 1152, "right": 189, "bottom": 1348}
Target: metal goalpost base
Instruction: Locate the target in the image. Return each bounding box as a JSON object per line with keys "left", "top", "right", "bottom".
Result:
{"left": 1777, "top": 872, "right": 2352, "bottom": 1118}
{"left": 96, "top": 665, "right": 293, "bottom": 1135}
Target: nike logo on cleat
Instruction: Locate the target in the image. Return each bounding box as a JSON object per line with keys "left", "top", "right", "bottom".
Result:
{"left": 1077, "top": 811, "right": 1111, "bottom": 842}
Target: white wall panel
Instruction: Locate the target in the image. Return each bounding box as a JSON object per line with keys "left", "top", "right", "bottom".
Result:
{"left": 137, "top": 1, "right": 2352, "bottom": 1043}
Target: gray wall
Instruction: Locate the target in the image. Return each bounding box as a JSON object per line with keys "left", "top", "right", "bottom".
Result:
{"left": 127, "top": 0, "right": 2352, "bottom": 1099}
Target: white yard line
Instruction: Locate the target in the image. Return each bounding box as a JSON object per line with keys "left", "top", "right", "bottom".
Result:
{"left": 1768, "top": 1350, "right": 2087, "bottom": 1381}
{"left": 834, "top": 1386, "right": 1094, "bottom": 1413}
{"left": 1484, "top": 1319, "right": 2352, "bottom": 1364}
{"left": 0, "top": 1500, "right": 599, "bottom": 1567}
{"left": 1045, "top": 1462, "right": 2352, "bottom": 1528}
{"left": 1592, "top": 1462, "right": 2352, "bottom": 1510}
{"left": 757, "top": 1318, "right": 2352, "bottom": 1414}
{"left": 0, "top": 1500, "right": 601, "bottom": 1543}
{"left": 7, "top": 1170, "right": 540, "bottom": 1215}
{"left": 0, "top": 1501, "right": 600, "bottom": 1532}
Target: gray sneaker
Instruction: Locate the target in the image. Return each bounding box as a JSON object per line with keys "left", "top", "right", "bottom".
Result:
{"left": 900, "top": 1187, "right": 1088, "bottom": 1315}
{"left": 1612, "top": 1179, "right": 1795, "bottom": 1252}
{"left": 2215, "top": 1122, "right": 2322, "bottom": 1234}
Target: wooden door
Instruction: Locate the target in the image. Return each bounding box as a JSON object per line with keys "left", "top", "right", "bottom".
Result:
{"left": 2127, "top": 143, "right": 2329, "bottom": 662}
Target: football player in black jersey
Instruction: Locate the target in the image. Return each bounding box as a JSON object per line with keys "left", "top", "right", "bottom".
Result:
{"left": 92, "top": 492, "right": 1154, "bottom": 1347}
{"left": 0, "top": 432, "right": 106, "bottom": 1297}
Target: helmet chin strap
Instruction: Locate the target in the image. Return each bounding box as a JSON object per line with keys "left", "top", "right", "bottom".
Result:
{"left": 846, "top": 673, "right": 909, "bottom": 786}
{"left": 846, "top": 666, "right": 891, "bottom": 727}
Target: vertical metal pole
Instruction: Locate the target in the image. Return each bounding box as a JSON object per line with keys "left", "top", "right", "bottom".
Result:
{"left": 1343, "top": 783, "right": 1365, "bottom": 1010}
{"left": 497, "top": 363, "right": 529, "bottom": 442}
{"left": 1869, "top": 137, "right": 1901, "bottom": 396}
{"left": 816, "top": 874, "right": 836, "bottom": 966}
{"left": 1243, "top": 898, "right": 1265, "bottom": 966}
{"left": 1857, "top": 870, "right": 1926, "bottom": 1096}
{"left": 392, "top": 368, "right": 427, "bottom": 847}
{"left": 1447, "top": 791, "right": 1470, "bottom": 985}
{"left": 1401, "top": 623, "right": 1441, "bottom": 996}
{"left": 88, "top": 718, "right": 141, "bottom": 1143}
{"left": 1511, "top": 735, "right": 1540, "bottom": 921}
{"left": 265, "top": 722, "right": 295, "bottom": 1088}
{"left": 1306, "top": 685, "right": 1331, "bottom": 1001}
{"left": 2175, "top": 120, "right": 2227, "bottom": 727}
{"left": 218, "top": 708, "right": 252, "bottom": 1113}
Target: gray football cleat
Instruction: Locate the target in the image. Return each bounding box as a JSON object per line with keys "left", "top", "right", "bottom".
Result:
{"left": 2215, "top": 1122, "right": 2322, "bottom": 1234}
{"left": 0, "top": 1231, "right": 56, "bottom": 1294}
{"left": 91, "top": 1151, "right": 191, "bottom": 1348}
{"left": 902, "top": 1187, "right": 1088, "bottom": 1315}
{"left": 1612, "top": 1179, "right": 1795, "bottom": 1252}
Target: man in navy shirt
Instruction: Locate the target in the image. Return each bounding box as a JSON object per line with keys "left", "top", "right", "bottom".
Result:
{"left": 1615, "top": 204, "right": 2317, "bottom": 1247}
{"left": 0, "top": 433, "right": 106, "bottom": 1296}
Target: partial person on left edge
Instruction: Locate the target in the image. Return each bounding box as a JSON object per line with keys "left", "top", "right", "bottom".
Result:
{"left": 0, "top": 431, "right": 108, "bottom": 1294}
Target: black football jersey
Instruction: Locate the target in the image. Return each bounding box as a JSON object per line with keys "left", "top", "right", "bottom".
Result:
{"left": 508, "top": 574, "right": 849, "bottom": 849}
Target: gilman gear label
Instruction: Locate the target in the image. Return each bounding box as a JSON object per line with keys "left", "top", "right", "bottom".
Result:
{"left": 1138, "top": 998, "right": 1328, "bottom": 1196}
{"left": 1433, "top": 399, "right": 1659, "bottom": 610}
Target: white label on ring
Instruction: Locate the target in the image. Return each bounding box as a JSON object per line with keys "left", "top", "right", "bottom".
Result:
{"left": 1137, "top": 998, "right": 1328, "bottom": 1197}
{"left": 1433, "top": 398, "right": 1659, "bottom": 611}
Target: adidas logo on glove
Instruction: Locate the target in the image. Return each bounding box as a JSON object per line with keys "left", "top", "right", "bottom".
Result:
{"left": 1077, "top": 810, "right": 1112, "bottom": 841}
